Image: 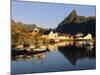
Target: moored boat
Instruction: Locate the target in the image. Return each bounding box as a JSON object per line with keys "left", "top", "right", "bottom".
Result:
{"left": 33, "top": 48, "right": 46, "bottom": 51}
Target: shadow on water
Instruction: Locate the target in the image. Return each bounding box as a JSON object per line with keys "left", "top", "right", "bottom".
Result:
{"left": 58, "top": 44, "right": 96, "bottom": 66}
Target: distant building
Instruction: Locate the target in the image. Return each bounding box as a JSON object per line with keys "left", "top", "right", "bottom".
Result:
{"left": 76, "top": 33, "right": 83, "bottom": 37}
{"left": 75, "top": 33, "right": 84, "bottom": 40}
{"left": 58, "top": 36, "right": 66, "bottom": 40}
{"left": 48, "top": 31, "right": 58, "bottom": 40}
{"left": 33, "top": 28, "right": 39, "bottom": 32}
{"left": 30, "top": 28, "right": 39, "bottom": 36}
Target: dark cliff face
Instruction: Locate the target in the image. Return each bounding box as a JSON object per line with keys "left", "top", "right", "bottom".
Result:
{"left": 55, "top": 10, "right": 96, "bottom": 36}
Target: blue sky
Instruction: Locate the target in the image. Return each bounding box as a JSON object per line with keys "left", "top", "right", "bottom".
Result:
{"left": 12, "top": 1, "right": 96, "bottom": 28}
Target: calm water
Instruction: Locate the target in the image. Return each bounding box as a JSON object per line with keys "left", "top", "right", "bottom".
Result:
{"left": 11, "top": 41, "right": 96, "bottom": 75}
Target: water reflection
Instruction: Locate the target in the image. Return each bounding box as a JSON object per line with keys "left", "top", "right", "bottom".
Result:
{"left": 12, "top": 52, "right": 47, "bottom": 63}
{"left": 58, "top": 45, "right": 95, "bottom": 66}
{"left": 11, "top": 41, "right": 96, "bottom": 75}
{"left": 12, "top": 41, "right": 95, "bottom": 65}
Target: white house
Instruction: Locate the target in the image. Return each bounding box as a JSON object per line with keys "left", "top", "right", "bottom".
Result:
{"left": 83, "top": 33, "right": 92, "bottom": 40}
{"left": 48, "top": 31, "right": 58, "bottom": 40}
{"left": 33, "top": 28, "right": 39, "bottom": 32}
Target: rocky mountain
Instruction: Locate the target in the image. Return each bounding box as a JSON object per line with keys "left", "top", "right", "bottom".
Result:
{"left": 55, "top": 10, "right": 96, "bottom": 36}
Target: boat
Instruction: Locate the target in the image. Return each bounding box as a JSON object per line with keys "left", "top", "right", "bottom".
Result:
{"left": 11, "top": 48, "right": 27, "bottom": 56}
{"left": 29, "top": 45, "right": 35, "bottom": 49}
{"left": 40, "top": 45, "right": 47, "bottom": 49}
{"left": 33, "top": 48, "right": 46, "bottom": 51}
{"left": 25, "top": 47, "right": 31, "bottom": 51}
{"left": 12, "top": 48, "right": 47, "bottom": 56}
{"left": 26, "top": 50, "right": 47, "bottom": 55}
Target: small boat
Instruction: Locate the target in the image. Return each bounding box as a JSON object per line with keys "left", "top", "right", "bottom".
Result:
{"left": 12, "top": 48, "right": 47, "bottom": 56}
{"left": 40, "top": 45, "right": 47, "bottom": 49}
{"left": 11, "top": 48, "right": 27, "bottom": 56}
{"left": 29, "top": 45, "right": 35, "bottom": 49}
{"left": 26, "top": 50, "right": 47, "bottom": 55}
{"left": 25, "top": 48, "right": 31, "bottom": 51}
{"left": 33, "top": 48, "right": 46, "bottom": 51}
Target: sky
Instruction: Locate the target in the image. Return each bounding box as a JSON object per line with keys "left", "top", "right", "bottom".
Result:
{"left": 12, "top": 1, "right": 96, "bottom": 28}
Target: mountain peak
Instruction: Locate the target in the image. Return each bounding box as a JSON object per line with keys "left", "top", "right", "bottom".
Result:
{"left": 68, "top": 9, "right": 77, "bottom": 18}
{"left": 55, "top": 9, "right": 95, "bottom": 36}
{"left": 62, "top": 9, "right": 78, "bottom": 24}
